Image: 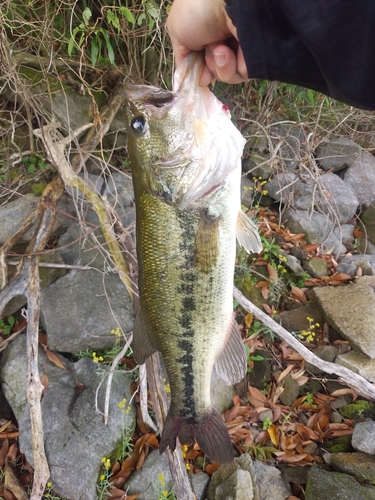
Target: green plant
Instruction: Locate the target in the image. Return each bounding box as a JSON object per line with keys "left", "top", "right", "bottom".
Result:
{"left": 247, "top": 320, "right": 275, "bottom": 342}
{"left": 305, "top": 393, "right": 314, "bottom": 405}
{"left": 96, "top": 458, "right": 113, "bottom": 500}
{"left": 0, "top": 315, "right": 15, "bottom": 336}
{"left": 246, "top": 441, "right": 278, "bottom": 461}
{"left": 245, "top": 344, "right": 264, "bottom": 373}
{"left": 22, "top": 154, "right": 49, "bottom": 174}
{"left": 153, "top": 473, "right": 176, "bottom": 500}
{"left": 42, "top": 481, "right": 68, "bottom": 500}
{"left": 262, "top": 417, "right": 273, "bottom": 430}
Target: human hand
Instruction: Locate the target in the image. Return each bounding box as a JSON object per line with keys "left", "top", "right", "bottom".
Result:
{"left": 167, "top": 0, "right": 248, "bottom": 85}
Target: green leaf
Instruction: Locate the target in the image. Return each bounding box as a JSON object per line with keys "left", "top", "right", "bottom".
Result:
{"left": 119, "top": 6, "right": 135, "bottom": 24}
{"left": 91, "top": 39, "right": 99, "bottom": 67}
{"left": 82, "top": 7, "right": 92, "bottom": 25}
{"left": 101, "top": 30, "right": 114, "bottom": 64}
{"left": 107, "top": 9, "right": 120, "bottom": 31}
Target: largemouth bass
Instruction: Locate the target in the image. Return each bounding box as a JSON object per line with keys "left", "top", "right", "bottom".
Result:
{"left": 124, "top": 52, "right": 262, "bottom": 464}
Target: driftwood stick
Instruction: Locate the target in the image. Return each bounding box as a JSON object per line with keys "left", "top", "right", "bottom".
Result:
{"left": 146, "top": 354, "right": 194, "bottom": 500}
{"left": 233, "top": 286, "right": 375, "bottom": 401}
{"left": 27, "top": 256, "right": 49, "bottom": 499}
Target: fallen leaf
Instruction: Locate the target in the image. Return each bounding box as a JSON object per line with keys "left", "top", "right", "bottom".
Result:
{"left": 267, "top": 424, "right": 279, "bottom": 446}
{"left": 290, "top": 285, "right": 307, "bottom": 303}
{"left": 277, "top": 364, "right": 294, "bottom": 384}
{"left": 244, "top": 313, "right": 253, "bottom": 328}
{"left": 43, "top": 345, "right": 66, "bottom": 370}
{"left": 267, "top": 263, "right": 279, "bottom": 283}
{"left": 0, "top": 438, "right": 9, "bottom": 466}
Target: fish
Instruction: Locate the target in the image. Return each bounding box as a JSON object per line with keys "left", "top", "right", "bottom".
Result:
{"left": 124, "top": 51, "right": 262, "bottom": 464}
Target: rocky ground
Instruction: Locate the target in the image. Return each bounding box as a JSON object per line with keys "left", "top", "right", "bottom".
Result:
{"left": 1, "top": 30, "right": 375, "bottom": 497}
{"left": 1, "top": 120, "right": 375, "bottom": 499}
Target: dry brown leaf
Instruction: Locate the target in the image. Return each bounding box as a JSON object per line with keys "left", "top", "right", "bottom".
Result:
{"left": 43, "top": 345, "right": 66, "bottom": 370}
{"left": 205, "top": 463, "right": 221, "bottom": 475}
{"left": 274, "top": 452, "right": 308, "bottom": 463}
{"left": 267, "top": 424, "right": 279, "bottom": 446}
{"left": 262, "top": 303, "right": 273, "bottom": 315}
{"left": 0, "top": 421, "right": 11, "bottom": 434}
{"left": 0, "top": 438, "right": 9, "bottom": 467}
{"left": 290, "top": 285, "right": 307, "bottom": 303}
{"left": 277, "top": 364, "right": 294, "bottom": 384}
{"left": 267, "top": 263, "right": 279, "bottom": 283}
{"left": 40, "top": 373, "right": 49, "bottom": 397}
{"left": 248, "top": 386, "right": 268, "bottom": 408}
{"left": 255, "top": 280, "right": 271, "bottom": 288}
{"left": 330, "top": 388, "right": 356, "bottom": 399}
{"left": 107, "top": 487, "right": 132, "bottom": 499}
{"left": 244, "top": 313, "right": 253, "bottom": 328}
{"left": 261, "top": 286, "right": 270, "bottom": 300}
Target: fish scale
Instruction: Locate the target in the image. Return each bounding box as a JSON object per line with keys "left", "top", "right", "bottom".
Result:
{"left": 125, "top": 51, "right": 262, "bottom": 463}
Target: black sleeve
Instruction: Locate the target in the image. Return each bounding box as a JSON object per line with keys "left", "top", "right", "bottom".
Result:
{"left": 225, "top": 0, "right": 375, "bottom": 110}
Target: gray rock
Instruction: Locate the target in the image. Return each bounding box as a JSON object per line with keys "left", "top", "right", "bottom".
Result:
{"left": 190, "top": 472, "right": 211, "bottom": 500}
{"left": 283, "top": 253, "right": 305, "bottom": 275}
{"left": 305, "top": 467, "right": 375, "bottom": 500}
{"left": 341, "top": 224, "right": 355, "bottom": 250}
{"left": 0, "top": 334, "right": 135, "bottom": 500}
{"left": 3, "top": 251, "right": 67, "bottom": 316}
{"left": 336, "top": 351, "right": 375, "bottom": 383}
{"left": 316, "top": 173, "right": 358, "bottom": 223}
{"left": 264, "top": 173, "right": 297, "bottom": 203}
{"left": 215, "top": 469, "right": 254, "bottom": 500}
{"left": 273, "top": 302, "right": 324, "bottom": 335}
{"left": 0, "top": 194, "right": 39, "bottom": 245}
{"left": 359, "top": 237, "right": 375, "bottom": 256}
{"left": 344, "top": 151, "right": 375, "bottom": 208}
{"left": 252, "top": 460, "right": 291, "bottom": 500}
{"left": 330, "top": 452, "right": 375, "bottom": 484}
{"left": 0, "top": 193, "right": 79, "bottom": 247}
{"left": 352, "top": 421, "right": 375, "bottom": 455}
{"left": 211, "top": 368, "right": 237, "bottom": 414}
{"left": 279, "top": 375, "right": 300, "bottom": 406}
{"left": 208, "top": 454, "right": 261, "bottom": 500}
{"left": 306, "top": 346, "right": 338, "bottom": 375}
{"left": 357, "top": 276, "right": 375, "bottom": 289}
{"left": 65, "top": 172, "right": 104, "bottom": 201}
{"left": 303, "top": 257, "right": 328, "bottom": 277}
{"left": 241, "top": 176, "right": 256, "bottom": 208}
{"left": 314, "top": 284, "right": 375, "bottom": 358}
{"left": 125, "top": 450, "right": 209, "bottom": 500}
{"left": 102, "top": 170, "right": 135, "bottom": 233}
{"left": 40, "top": 216, "right": 134, "bottom": 353}
{"left": 125, "top": 450, "right": 172, "bottom": 499}
{"left": 282, "top": 209, "right": 346, "bottom": 254}
{"left": 242, "top": 153, "right": 272, "bottom": 179}
{"left": 361, "top": 203, "right": 375, "bottom": 246}
{"left": 248, "top": 349, "right": 272, "bottom": 391}
{"left": 336, "top": 262, "right": 357, "bottom": 275}
{"left": 315, "top": 138, "right": 362, "bottom": 172}
{"left": 338, "top": 255, "right": 375, "bottom": 275}
{"left": 269, "top": 122, "right": 305, "bottom": 171}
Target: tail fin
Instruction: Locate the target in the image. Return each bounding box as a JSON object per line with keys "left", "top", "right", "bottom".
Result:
{"left": 159, "top": 407, "right": 234, "bottom": 464}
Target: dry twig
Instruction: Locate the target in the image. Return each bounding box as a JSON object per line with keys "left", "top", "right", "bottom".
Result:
{"left": 234, "top": 286, "right": 375, "bottom": 401}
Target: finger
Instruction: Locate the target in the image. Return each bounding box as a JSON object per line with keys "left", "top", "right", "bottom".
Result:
{"left": 205, "top": 44, "right": 248, "bottom": 84}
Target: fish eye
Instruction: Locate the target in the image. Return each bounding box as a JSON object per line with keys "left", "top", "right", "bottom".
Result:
{"left": 131, "top": 116, "right": 147, "bottom": 134}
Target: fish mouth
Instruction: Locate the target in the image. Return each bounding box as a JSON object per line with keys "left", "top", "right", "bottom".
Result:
{"left": 125, "top": 85, "right": 174, "bottom": 106}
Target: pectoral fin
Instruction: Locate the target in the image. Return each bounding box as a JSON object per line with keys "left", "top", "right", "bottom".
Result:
{"left": 215, "top": 320, "right": 247, "bottom": 385}
{"left": 133, "top": 307, "right": 157, "bottom": 364}
{"left": 194, "top": 212, "right": 220, "bottom": 272}
{"left": 236, "top": 210, "right": 262, "bottom": 254}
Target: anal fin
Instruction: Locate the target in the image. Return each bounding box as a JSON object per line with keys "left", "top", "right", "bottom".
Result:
{"left": 236, "top": 210, "right": 262, "bottom": 254}
{"left": 214, "top": 319, "right": 247, "bottom": 385}
{"left": 132, "top": 307, "right": 157, "bottom": 364}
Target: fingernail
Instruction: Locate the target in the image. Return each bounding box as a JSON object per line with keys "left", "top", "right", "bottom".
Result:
{"left": 214, "top": 51, "right": 226, "bottom": 67}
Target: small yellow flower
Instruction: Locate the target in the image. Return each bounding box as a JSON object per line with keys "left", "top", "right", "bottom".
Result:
{"left": 186, "top": 463, "right": 191, "bottom": 471}
{"left": 262, "top": 189, "right": 268, "bottom": 195}
{"left": 100, "top": 474, "right": 105, "bottom": 481}
{"left": 162, "top": 492, "right": 168, "bottom": 498}
{"left": 255, "top": 204, "right": 260, "bottom": 209}
{"left": 118, "top": 398, "right": 127, "bottom": 409}
{"left": 315, "top": 323, "right": 320, "bottom": 328}
{"left": 47, "top": 482, "right": 52, "bottom": 488}
{"left": 158, "top": 473, "right": 164, "bottom": 482}
{"left": 101, "top": 457, "right": 106, "bottom": 463}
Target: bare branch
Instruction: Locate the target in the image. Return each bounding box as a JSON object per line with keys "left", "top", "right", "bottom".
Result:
{"left": 233, "top": 286, "right": 375, "bottom": 401}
